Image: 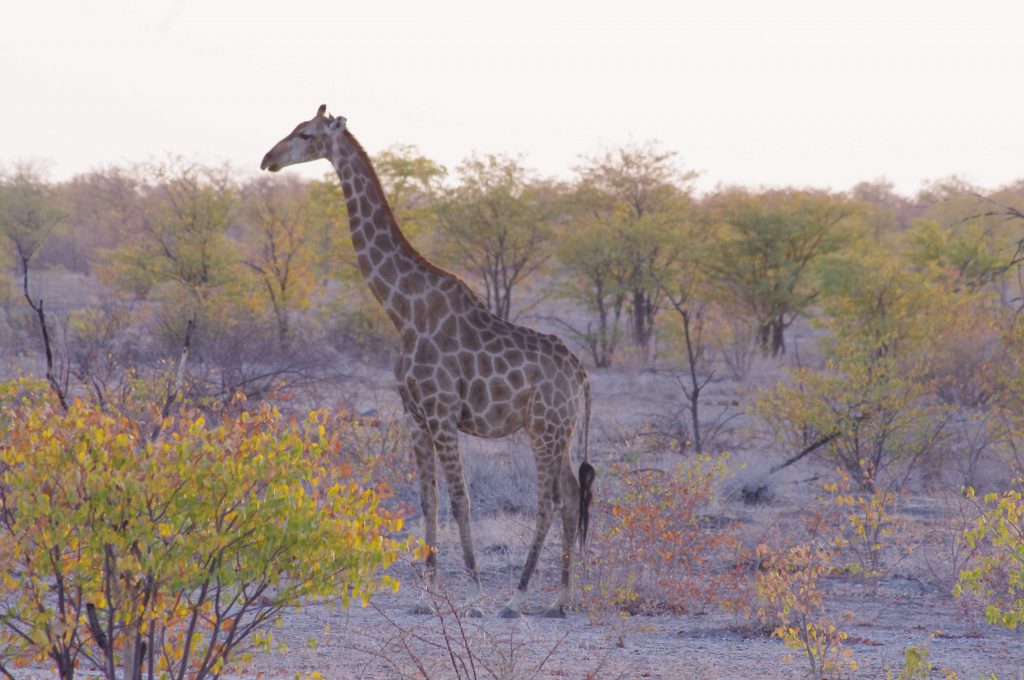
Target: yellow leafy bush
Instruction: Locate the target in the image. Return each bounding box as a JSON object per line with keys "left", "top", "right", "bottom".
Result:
{"left": 756, "top": 543, "right": 857, "bottom": 677}
{"left": 816, "top": 468, "right": 900, "bottom": 578}
{"left": 956, "top": 483, "right": 1024, "bottom": 630}
{"left": 0, "top": 380, "right": 412, "bottom": 680}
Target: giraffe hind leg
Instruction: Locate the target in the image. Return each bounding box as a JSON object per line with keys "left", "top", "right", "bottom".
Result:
{"left": 542, "top": 461, "right": 581, "bottom": 618}
{"left": 501, "top": 435, "right": 563, "bottom": 618}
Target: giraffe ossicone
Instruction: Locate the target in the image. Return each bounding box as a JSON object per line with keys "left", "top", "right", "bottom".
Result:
{"left": 262, "top": 106, "right": 595, "bottom": 617}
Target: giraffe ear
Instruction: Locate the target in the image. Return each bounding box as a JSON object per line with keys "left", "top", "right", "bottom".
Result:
{"left": 316, "top": 104, "right": 327, "bottom": 118}
{"left": 330, "top": 115, "right": 347, "bottom": 130}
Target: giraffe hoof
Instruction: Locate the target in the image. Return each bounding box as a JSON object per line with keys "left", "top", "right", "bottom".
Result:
{"left": 466, "top": 605, "right": 486, "bottom": 618}
{"left": 541, "top": 605, "right": 567, "bottom": 618}
{"left": 499, "top": 607, "right": 523, "bottom": 619}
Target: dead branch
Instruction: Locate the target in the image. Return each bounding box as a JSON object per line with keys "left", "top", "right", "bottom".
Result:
{"left": 20, "top": 255, "right": 69, "bottom": 411}
{"left": 769, "top": 431, "right": 842, "bottom": 475}
{"left": 149, "top": 318, "right": 195, "bottom": 443}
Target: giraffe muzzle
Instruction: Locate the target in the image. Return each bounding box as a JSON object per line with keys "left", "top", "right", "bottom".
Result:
{"left": 260, "top": 153, "right": 280, "bottom": 172}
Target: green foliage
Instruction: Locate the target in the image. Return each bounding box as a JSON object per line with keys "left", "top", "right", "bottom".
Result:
{"left": 0, "top": 162, "right": 66, "bottom": 271}
{"left": 238, "top": 175, "right": 317, "bottom": 348}
{"left": 556, "top": 216, "right": 629, "bottom": 367}
{"left": 758, "top": 241, "right": 962, "bottom": 487}
{"left": 0, "top": 380, "right": 411, "bottom": 680}
{"left": 756, "top": 341, "right": 946, "bottom": 488}
{"left": 887, "top": 644, "right": 933, "bottom": 680}
{"left": 820, "top": 240, "right": 1004, "bottom": 413}
{"left": 908, "top": 220, "right": 1005, "bottom": 287}
{"left": 96, "top": 158, "right": 238, "bottom": 311}
{"left": 374, "top": 143, "right": 445, "bottom": 243}
{"left": 818, "top": 247, "right": 932, "bottom": 354}
{"left": 436, "top": 154, "right": 555, "bottom": 320}
{"left": 305, "top": 176, "right": 354, "bottom": 284}
{"left": 573, "top": 142, "right": 698, "bottom": 355}
{"left": 909, "top": 181, "right": 1018, "bottom": 289}
{"left": 956, "top": 483, "right": 1024, "bottom": 630}
{"left": 707, "top": 188, "right": 855, "bottom": 356}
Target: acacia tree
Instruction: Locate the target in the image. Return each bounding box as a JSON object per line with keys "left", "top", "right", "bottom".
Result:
{"left": 850, "top": 178, "right": 916, "bottom": 235}
{"left": 0, "top": 162, "right": 66, "bottom": 285}
{"left": 707, "top": 188, "right": 855, "bottom": 356}
{"left": 238, "top": 175, "right": 316, "bottom": 349}
{"left": 94, "top": 160, "right": 317, "bottom": 401}
{"left": 375, "top": 143, "right": 446, "bottom": 243}
{"left": 94, "top": 158, "right": 246, "bottom": 373}
{"left": 653, "top": 216, "right": 717, "bottom": 452}
{"left": 34, "top": 168, "right": 140, "bottom": 274}
{"left": 908, "top": 183, "right": 1020, "bottom": 292}
{"left": 575, "top": 141, "right": 697, "bottom": 358}
{"left": 436, "top": 154, "right": 555, "bottom": 321}
{"left": 98, "top": 158, "right": 237, "bottom": 311}
{"left": 557, "top": 212, "right": 630, "bottom": 368}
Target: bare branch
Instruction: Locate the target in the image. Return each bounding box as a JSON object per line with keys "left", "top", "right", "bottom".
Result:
{"left": 20, "top": 254, "right": 68, "bottom": 412}
{"left": 769, "top": 431, "right": 842, "bottom": 475}
{"left": 150, "top": 318, "right": 195, "bottom": 443}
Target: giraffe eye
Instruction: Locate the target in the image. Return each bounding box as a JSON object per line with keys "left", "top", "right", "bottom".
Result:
{"left": 298, "top": 132, "right": 313, "bottom": 140}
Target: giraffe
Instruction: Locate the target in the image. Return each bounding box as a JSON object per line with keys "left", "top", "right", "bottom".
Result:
{"left": 261, "top": 105, "right": 596, "bottom": 618}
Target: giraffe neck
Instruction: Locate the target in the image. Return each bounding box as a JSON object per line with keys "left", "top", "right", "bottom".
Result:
{"left": 328, "top": 130, "right": 434, "bottom": 325}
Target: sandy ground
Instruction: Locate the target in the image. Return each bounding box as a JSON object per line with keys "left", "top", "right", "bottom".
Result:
{"left": 236, "top": 367, "right": 1024, "bottom": 680}
{"left": 243, "top": 550, "right": 1023, "bottom": 679}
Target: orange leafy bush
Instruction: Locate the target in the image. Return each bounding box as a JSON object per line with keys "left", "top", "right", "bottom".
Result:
{"left": 584, "top": 453, "right": 748, "bottom": 615}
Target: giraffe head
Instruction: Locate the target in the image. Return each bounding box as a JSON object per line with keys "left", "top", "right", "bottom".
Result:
{"left": 260, "top": 104, "right": 347, "bottom": 172}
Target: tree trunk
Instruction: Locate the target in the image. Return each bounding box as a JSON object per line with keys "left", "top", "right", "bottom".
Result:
{"left": 681, "top": 308, "right": 703, "bottom": 453}
{"left": 758, "top": 315, "right": 787, "bottom": 356}
{"left": 631, "top": 288, "right": 656, "bottom": 358}
{"left": 49, "top": 645, "right": 74, "bottom": 680}
{"left": 771, "top": 318, "right": 785, "bottom": 356}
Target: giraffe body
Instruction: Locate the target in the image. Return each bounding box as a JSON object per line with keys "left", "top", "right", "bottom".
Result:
{"left": 262, "top": 106, "right": 594, "bottom": 616}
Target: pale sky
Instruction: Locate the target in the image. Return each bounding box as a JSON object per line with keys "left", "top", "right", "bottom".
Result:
{"left": 3, "top": 0, "right": 1022, "bottom": 195}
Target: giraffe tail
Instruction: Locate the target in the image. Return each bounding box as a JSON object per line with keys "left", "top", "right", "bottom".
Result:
{"left": 577, "top": 377, "right": 595, "bottom": 551}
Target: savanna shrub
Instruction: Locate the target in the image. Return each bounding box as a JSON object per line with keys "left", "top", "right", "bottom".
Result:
{"left": 583, "top": 453, "right": 748, "bottom": 615}
{"left": 756, "top": 543, "right": 857, "bottom": 678}
{"left": 755, "top": 344, "right": 949, "bottom": 490}
{"left": 813, "top": 468, "right": 900, "bottom": 579}
{"left": 0, "top": 380, "right": 412, "bottom": 680}
{"left": 955, "top": 482, "right": 1024, "bottom": 630}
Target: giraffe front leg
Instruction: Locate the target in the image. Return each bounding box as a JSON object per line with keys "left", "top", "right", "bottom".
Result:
{"left": 410, "top": 424, "right": 440, "bottom": 615}
{"left": 435, "top": 425, "right": 486, "bottom": 617}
